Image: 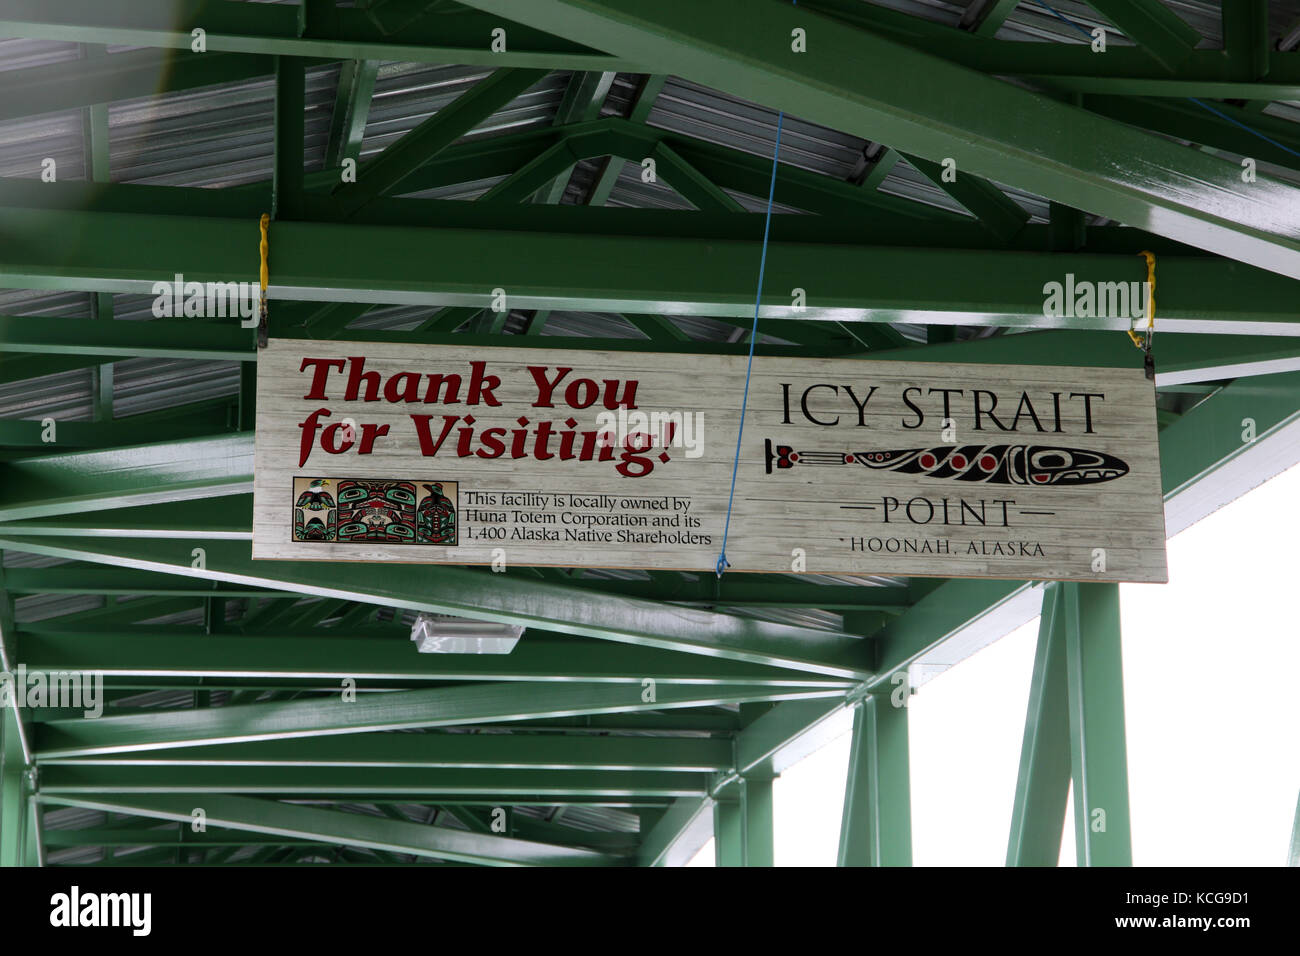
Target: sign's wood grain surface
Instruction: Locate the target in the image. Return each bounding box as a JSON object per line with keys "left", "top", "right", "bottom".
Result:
{"left": 253, "top": 338, "right": 1168, "bottom": 582}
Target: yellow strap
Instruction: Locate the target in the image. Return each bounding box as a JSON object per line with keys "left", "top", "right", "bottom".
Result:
{"left": 1128, "top": 249, "right": 1155, "bottom": 349}
{"left": 259, "top": 213, "right": 270, "bottom": 293}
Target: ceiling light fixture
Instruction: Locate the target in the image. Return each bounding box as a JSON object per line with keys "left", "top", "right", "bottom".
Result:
{"left": 409, "top": 613, "right": 524, "bottom": 654}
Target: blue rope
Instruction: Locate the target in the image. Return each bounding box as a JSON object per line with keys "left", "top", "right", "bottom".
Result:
{"left": 716, "top": 109, "right": 785, "bottom": 578}
{"left": 1186, "top": 97, "right": 1300, "bottom": 160}
{"left": 1032, "top": 0, "right": 1095, "bottom": 41}
{"left": 716, "top": 0, "right": 796, "bottom": 577}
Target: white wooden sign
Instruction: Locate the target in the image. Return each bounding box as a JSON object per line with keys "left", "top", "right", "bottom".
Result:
{"left": 253, "top": 338, "right": 1168, "bottom": 583}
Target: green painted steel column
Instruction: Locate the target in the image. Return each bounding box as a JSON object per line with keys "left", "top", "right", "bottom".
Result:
{"left": 1, "top": 710, "right": 28, "bottom": 867}
{"left": 1288, "top": 791, "right": 1300, "bottom": 866}
{"left": 741, "top": 775, "right": 775, "bottom": 867}
{"left": 24, "top": 793, "right": 42, "bottom": 866}
{"left": 712, "top": 796, "right": 743, "bottom": 867}
{"left": 837, "top": 695, "right": 912, "bottom": 866}
{"left": 1006, "top": 584, "right": 1071, "bottom": 866}
{"left": 1061, "top": 582, "right": 1133, "bottom": 866}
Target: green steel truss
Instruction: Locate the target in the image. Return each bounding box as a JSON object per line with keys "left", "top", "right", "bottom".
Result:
{"left": 1, "top": 0, "right": 1298, "bottom": 866}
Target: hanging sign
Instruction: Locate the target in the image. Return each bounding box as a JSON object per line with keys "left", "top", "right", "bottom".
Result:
{"left": 253, "top": 338, "right": 1167, "bottom": 582}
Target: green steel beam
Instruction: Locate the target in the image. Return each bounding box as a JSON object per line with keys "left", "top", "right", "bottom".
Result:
{"left": 32, "top": 710, "right": 739, "bottom": 735}
{"left": 1, "top": 567, "right": 265, "bottom": 596}
{"left": 875, "top": 329, "right": 1300, "bottom": 387}
{"left": 0, "top": 437, "right": 252, "bottom": 523}
{"left": 39, "top": 733, "right": 733, "bottom": 772}
{"left": 0, "top": 315, "right": 254, "bottom": 362}
{"left": 0, "top": 496, "right": 250, "bottom": 538}
{"left": 0, "top": 176, "right": 274, "bottom": 220}
{"left": 456, "top": 0, "right": 1300, "bottom": 279}
{"left": 1085, "top": 0, "right": 1200, "bottom": 73}
{"left": 0, "top": 537, "right": 873, "bottom": 679}
{"left": 563, "top": 573, "right": 910, "bottom": 613}
{"left": 837, "top": 696, "right": 912, "bottom": 866}
{"left": 3, "top": 115, "right": 974, "bottom": 227}
{"left": 42, "top": 826, "right": 331, "bottom": 848}
{"left": 4, "top": 208, "right": 1299, "bottom": 333}
{"left": 2, "top": 538, "right": 904, "bottom": 613}
{"left": 11, "top": 0, "right": 1296, "bottom": 98}
{"left": 0, "top": 0, "right": 631, "bottom": 72}
{"left": 869, "top": 578, "right": 1029, "bottom": 693}
{"left": 2, "top": 563, "right": 899, "bottom": 615}
{"left": 1060, "top": 582, "right": 1132, "bottom": 866}
{"left": 1083, "top": 96, "right": 1300, "bottom": 174}
{"left": 34, "top": 682, "right": 842, "bottom": 757}
{"left": 324, "top": 59, "right": 379, "bottom": 170}
{"left": 1158, "top": 369, "right": 1300, "bottom": 534}
{"left": 38, "top": 765, "right": 710, "bottom": 798}
{"left": 37, "top": 793, "right": 622, "bottom": 866}
{"left": 280, "top": 326, "right": 823, "bottom": 357}
{"left": 0, "top": 153, "right": 1129, "bottom": 242}
{"left": 18, "top": 629, "right": 853, "bottom": 688}
{"left": 0, "top": 400, "right": 235, "bottom": 455}
{"left": 333, "top": 68, "right": 547, "bottom": 214}
{"left": 733, "top": 697, "right": 845, "bottom": 783}
{"left": 1006, "top": 584, "right": 1071, "bottom": 867}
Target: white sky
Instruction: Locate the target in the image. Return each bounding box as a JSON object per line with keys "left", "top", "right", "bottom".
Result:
{"left": 690, "top": 460, "right": 1300, "bottom": 866}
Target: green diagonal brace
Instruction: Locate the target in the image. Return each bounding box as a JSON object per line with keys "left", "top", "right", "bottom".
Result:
{"left": 453, "top": 0, "right": 1300, "bottom": 279}
{"left": 37, "top": 792, "right": 621, "bottom": 866}
{"left": 837, "top": 695, "right": 911, "bottom": 866}
{"left": 35, "top": 681, "right": 842, "bottom": 757}
{"left": 1007, "top": 583, "right": 1071, "bottom": 866}
{"left": 333, "top": 68, "right": 547, "bottom": 213}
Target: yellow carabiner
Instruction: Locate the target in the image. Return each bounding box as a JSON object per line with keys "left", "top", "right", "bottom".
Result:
{"left": 1128, "top": 249, "right": 1155, "bottom": 349}
{"left": 259, "top": 213, "right": 270, "bottom": 293}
